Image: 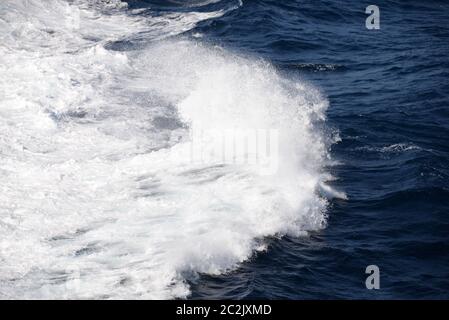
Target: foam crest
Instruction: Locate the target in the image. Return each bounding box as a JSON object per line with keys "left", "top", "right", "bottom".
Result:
{"left": 0, "top": 0, "right": 335, "bottom": 299}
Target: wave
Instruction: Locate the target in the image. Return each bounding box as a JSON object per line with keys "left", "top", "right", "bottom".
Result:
{"left": 0, "top": 0, "right": 336, "bottom": 299}
{"left": 354, "top": 143, "right": 422, "bottom": 154}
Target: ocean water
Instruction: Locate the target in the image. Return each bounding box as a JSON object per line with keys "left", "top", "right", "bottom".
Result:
{"left": 0, "top": 0, "right": 448, "bottom": 299}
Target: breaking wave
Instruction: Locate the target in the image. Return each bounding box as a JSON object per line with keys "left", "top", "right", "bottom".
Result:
{"left": 0, "top": 0, "right": 337, "bottom": 299}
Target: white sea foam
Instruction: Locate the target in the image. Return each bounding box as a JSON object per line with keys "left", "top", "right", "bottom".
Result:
{"left": 354, "top": 143, "right": 421, "bottom": 154}
{"left": 0, "top": 0, "right": 337, "bottom": 299}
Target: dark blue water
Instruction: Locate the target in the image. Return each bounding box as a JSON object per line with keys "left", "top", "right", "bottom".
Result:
{"left": 134, "top": 0, "right": 449, "bottom": 299}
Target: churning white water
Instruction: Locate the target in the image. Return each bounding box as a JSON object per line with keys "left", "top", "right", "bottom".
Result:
{"left": 0, "top": 0, "right": 336, "bottom": 299}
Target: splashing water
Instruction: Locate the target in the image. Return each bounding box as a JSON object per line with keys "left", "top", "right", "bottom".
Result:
{"left": 0, "top": 0, "right": 337, "bottom": 299}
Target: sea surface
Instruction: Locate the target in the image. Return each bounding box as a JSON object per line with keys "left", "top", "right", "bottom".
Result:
{"left": 0, "top": 0, "right": 448, "bottom": 299}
